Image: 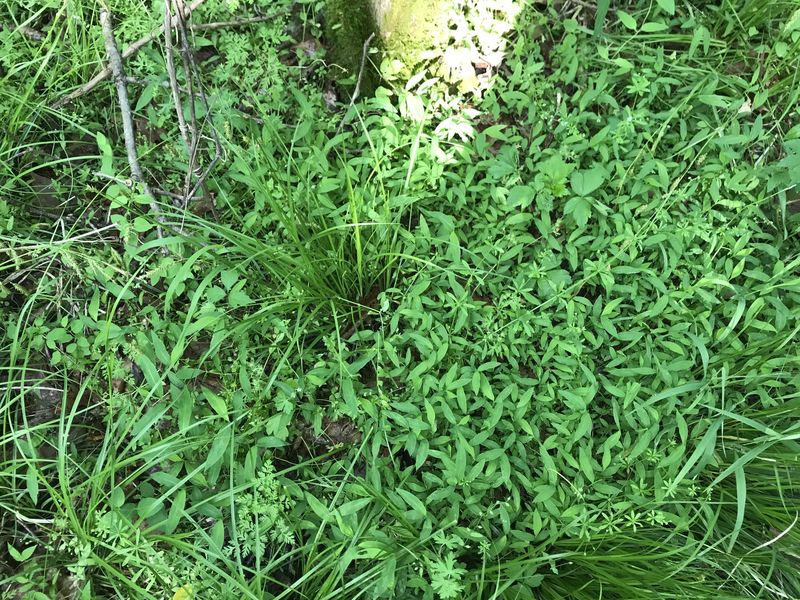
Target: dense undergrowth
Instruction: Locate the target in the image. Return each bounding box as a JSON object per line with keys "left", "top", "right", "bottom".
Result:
{"left": 2, "top": 0, "right": 800, "bottom": 598}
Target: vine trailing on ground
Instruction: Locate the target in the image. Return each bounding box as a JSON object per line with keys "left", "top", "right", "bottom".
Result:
{"left": 1, "top": 0, "right": 800, "bottom": 599}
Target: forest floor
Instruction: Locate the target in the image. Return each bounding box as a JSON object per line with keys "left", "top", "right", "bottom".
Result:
{"left": 1, "top": 0, "right": 800, "bottom": 598}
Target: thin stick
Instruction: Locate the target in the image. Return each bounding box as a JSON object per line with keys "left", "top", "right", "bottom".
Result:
{"left": 13, "top": 24, "right": 45, "bottom": 41}
{"left": 336, "top": 32, "right": 376, "bottom": 135}
{"left": 123, "top": 75, "right": 199, "bottom": 97}
{"left": 189, "top": 15, "right": 279, "bottom": 31}
{"left": 174, "top": 0, "right": 202, "bottom": 201}
{"left": 173, "top": 0, "right": 222, "bottom": 203}
{"left": 51, "top": 0, "right": 208, "bottom": 109}
{"left": 164, "top": 2, "right": 191, "bottom": 154}
{"left": 99, "top": 7, "right": 164, "bottom": 240}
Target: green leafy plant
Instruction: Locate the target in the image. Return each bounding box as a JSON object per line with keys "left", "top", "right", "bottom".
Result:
{"left": 2, "top": 0, "right": 799, "bottom": 598}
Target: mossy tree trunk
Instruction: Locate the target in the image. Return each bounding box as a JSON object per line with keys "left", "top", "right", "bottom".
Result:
{"left": 325, "top": 0, "right": 455, "bottom": 94}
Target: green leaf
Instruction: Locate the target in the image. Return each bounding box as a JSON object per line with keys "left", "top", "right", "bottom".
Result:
{"left": 26, "top": 465, "right": 38, "bottom": 504}
{"left": 617, "top": 10, "right": 637, "bottom": 30}
{"left": 564, "top": 196, "right": 592, "bottom": 227}
{"left": 717, "top": 297, "right": 746, "bottom": 341}
{"left": 570, "top": 166, "right": 607, "bottom": 196}
{"left": 137, "top": 497, "right": 163, "bottom": 519}
{"left": 228, "top": 286, "right": 252, "bottom": 308}
{"left": 220, "top": 270, "right": 238, "bottom": 289}
{"left": 338, "top": 498, "right": 372, "bottom": 516}
{"left": 206, "top": 426, "right": 231, "bottom": 471}
{"left": 728, "top": 467, "right": 747, "bottom": 552}
{"left": 579, "top": 445, "right": 595, "bottom": 482}
{"left": 131, "top": 217, "right": 153, "bottom": 233}
{"left": 507, "top": 185, "right": 534, "bottom": 208}
{"left": 641, "top": 21, "right": 668, "bottom": 32}
{"left": 698, "top": 94, "right": 730, "bottom": 108}
{"left": 162, "top": 489, "right": 186, "bottom": 534}
{"left": 656, "top": 0, "right": 675, "bottom": 14}
{"left": 134, "top": 82, "right": 158, "bottom": 112}
{"left": 594, "top": 0, "right": 611, "bottom": 34}
{"left": 111, "top": 487, "right": 125, "bottom": 508}
{"left": 341, "top": 377, "right": 359, "bottom": 416}
{"left": 396, "top": 488, "right": 427, "bottom": 517}
{"left": 306, "top": 492, "right": 332, "bottom": 522}
{"left": 7, "top": 543, "right": 35, "bottom": 562}
{"left": 375, "top": 556, "right": 397, "bottom": 597}
{"left": 203, "top": 387, "right": 229, "bottom": 420}
{"left": 96, "top": 132, "right": 114, "bottom": 176}
{"left": 783, "top": 7, "right": 800, "bottom": 33}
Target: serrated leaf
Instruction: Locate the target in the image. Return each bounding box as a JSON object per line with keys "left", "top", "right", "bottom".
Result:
{"left": 507, "top": 185, "right": 534, "bottom": 208}
{"left": 220, "top": 270, "right": 238, "bottom": 289}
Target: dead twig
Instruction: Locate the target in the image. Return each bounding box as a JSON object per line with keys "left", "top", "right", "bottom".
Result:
{"left": 99, "top": 7, "right": 165, "bottom": 243}
{"left": 164, "top": 1, "right": 192, "bottom": 161}
{"left": 173, "top": 0, "right": 204, "bottom": 202}
{"left": 123, "top": 75, "right": 200, "bottom": 97}
{"left": 336, "top": 32, "right": 376, "bottom": 135}
{"left": 9, "top": 24, "right": 45, "bottom": 41}
{"left": 51, "top": 0, "right": 208, "bottom": 109}
{"left": 173, "top": 0, "right": 222, "bottom": 204}
{"left": 164, "top": 0, "right": 221, "bottom": 208}
{"left": 189, "top": 15, "right": 280, "bottom": 31}
{"left": 51, "top": 3, "right": 289, "bottom": 110}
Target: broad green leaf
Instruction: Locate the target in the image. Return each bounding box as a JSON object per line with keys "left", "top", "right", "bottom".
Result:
{"left": 306, "top": 492, "right": 332, "bottom": 522}
{"left": 594, "top": 0, "right": 611, "bottom": 34}
{"left": 641, "top": 21, "right": 668, "bottom": 32}
{"left": 203, "top": 387, "right": 229, "bottom": 420}
{"left": 570, "top": 166, "right": 607, "bottom": 196}
{"left": 96, "top": 132, "right": 114, "bottom": 176}
{"left": 397, "top": 488, "right": 427, "bottom": 517}
{"left": 564, "top": 196, "right": 592, "bottom": 227}
{"left": 657, "top": 0, "right": 675, "bottom": 14}
{"left": 8, "top": 544, "right": 35, "bottom": 562}
{"left": 26, "top": 465, "right": 38, "bottom": 504}
{"left": 206, "top": 427, "right": 231, "bottom": 471}
{"left": 617, "top": 10, "right": 637, "bottom": 29}
{"left": 338, "top": 498, "right": 372, "bottom": 516}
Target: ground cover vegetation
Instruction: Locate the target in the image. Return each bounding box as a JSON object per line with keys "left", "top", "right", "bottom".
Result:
{"left": 1, "top": 0, "right": 800, "bottom": 598}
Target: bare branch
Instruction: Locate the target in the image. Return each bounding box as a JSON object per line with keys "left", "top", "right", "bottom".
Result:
{"left": 50, "top": 3, "right": 291, "bottom": 110}
{"left": 10, "top": 24, "right": 45, "bottom": 41}
{"left": 164, "top": 1, "right": 192, "bottom": 154}
{"left": 336, "top": 32, "right": 376, "bottom": 135}
{"left": 51, "top": 0, "right": 208, "bottom": 109}
{"left": 123, "top": 75, "right": 199, "bottom": 97}
{"left": 172, "top": 0, "right": 222, "bottom": 205}
{"left": 99, "top": 7, "right": 164, "bottom": 241}
{"left": 189, "top": 15, "right": 279, "bottom": 31}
